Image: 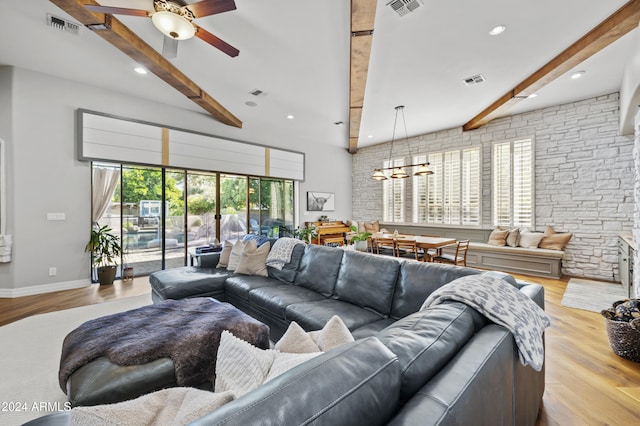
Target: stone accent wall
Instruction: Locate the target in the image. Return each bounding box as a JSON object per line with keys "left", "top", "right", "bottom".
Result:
{"left": 633, "top": 109, "right": 640, "bottom": 297}
{"left": 352, "top": 93, "right": 634, "bottom": 281}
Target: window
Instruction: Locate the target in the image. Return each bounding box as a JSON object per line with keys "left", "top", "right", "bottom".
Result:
{"left": 492, "top": 139, "right": 533, "bottom": 228}
{"left": 383, "top": 158, "right": 405, "bottom": 223}
{"left": 413, "top": 147, "right": 481, "bottom": 226}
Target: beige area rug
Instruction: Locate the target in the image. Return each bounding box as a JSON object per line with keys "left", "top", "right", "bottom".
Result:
{"left": 0, "top": 294, "right": 151, "bottom": 426}
{"left": 561, "top": 278, "right": 628, "bottom": 313}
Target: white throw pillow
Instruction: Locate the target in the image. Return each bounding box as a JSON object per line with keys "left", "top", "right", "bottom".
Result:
{"left": 215, "top": 240, "right": 234, "bottom": 268}
{"left": 227, "top": 239, "right": 256, "bottom": 272}
{"left": 275, "top": 315, "right": 354, "bottom": 353}
{"left": 215, "top": 330, "right": 276, "bottom": 397}
{"left": 235, "top": 242, "right": 270, "bottom": 276}
{"left": 518, "top": 231, "right": 544, "bottom": 248}
{"left": 214, "top": 331, "right": 322, "bottom": 396}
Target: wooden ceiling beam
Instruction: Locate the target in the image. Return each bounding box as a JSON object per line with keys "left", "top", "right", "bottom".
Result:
{"left": 348, "top": 0, "right": 377, "bottom": 154}
{"left": 49, "top": 0, "right": 242, "bottom": 128}
{"left": 464, "top": 0, "right": 640, "bottom": 131}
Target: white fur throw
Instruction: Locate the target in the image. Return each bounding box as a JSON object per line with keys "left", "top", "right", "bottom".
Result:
{"left": 421, "top": 274, "right": 551, "bottom": 371}
{"left": 70, "top": 387, "right": 235, "bottom": 426}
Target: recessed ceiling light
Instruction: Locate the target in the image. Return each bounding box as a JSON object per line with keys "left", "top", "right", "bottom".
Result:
{"left": 245, "top": 101, "right": 257, "bottom": 107}
{"left": 368, "top": 135, "right": 373, "bottom": 138}
{"left": 134, "top": 67, "right": 147, "bottom": 75}
{"left": 527, "top": 93, "right": 538, "bottom": 99}
{"left": 570, "top": 71, "right": 585, "bottom": 80}
{"left": 489, "top": 25, "right": 506, "bottom": 36}
{"left": 286, "top": 114, "right": 295, "bottom": 120}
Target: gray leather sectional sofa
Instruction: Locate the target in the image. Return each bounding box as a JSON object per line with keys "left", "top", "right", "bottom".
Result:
{"left": 152, "top": 242, "right": 546, "bottom": 425}
{"left": 27, "top": 242, "right": 546, "bottom": 425}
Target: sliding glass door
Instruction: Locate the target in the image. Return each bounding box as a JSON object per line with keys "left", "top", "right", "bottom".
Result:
{"left": 91, "top": 163, "right": 295, "bottom": 278}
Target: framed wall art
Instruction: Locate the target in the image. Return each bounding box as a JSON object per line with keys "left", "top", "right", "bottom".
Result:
{"left": 307, "top": 191, "right": 334, "bottom": 211}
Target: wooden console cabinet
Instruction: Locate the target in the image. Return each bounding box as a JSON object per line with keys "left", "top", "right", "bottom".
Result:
{"left": 306, "top": 221, "right": 350, "bottom": 245}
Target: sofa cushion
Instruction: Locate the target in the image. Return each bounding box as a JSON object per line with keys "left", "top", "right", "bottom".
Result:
{"left": 224, "top": 275, "right": 281, "bottom": 301}
{"left": 390, "top": 262, "right": 480, "bottom": 320}
{"left": 149, "top": 267, "right": 230, "bottom": 301}
{"left": 376, "top": 302, "right": 485, "bottom": 403}
{"left": 248, "top": 285, "right": 326, "bottom": 319}
{"left": 190, "top": 338, "right": 401, "bottom": 426}
{"left": 333, "top": 250, "right": 400, "bottom": 316}
{"left": 267, "top": 243, "right": 306, "bottom": 284}
{"left": 294, "top": 245, "right": 344, "bottom": 297}
{"left": 285, "top": 299, "right": 383, "bottom": 331}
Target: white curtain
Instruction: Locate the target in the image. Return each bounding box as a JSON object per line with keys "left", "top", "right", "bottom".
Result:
{"left": 92, "top": 167, "right": 121, "bottom": 222}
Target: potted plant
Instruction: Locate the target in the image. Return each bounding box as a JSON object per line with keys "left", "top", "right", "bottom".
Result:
{"left": 350, "top": 225, "right": 372, "bottom": 251}
{"left": 294, "top": 225, "right": 318, "bottom": 244}
{"left": 85, "top": 224, "right": 122, "bottom": 285}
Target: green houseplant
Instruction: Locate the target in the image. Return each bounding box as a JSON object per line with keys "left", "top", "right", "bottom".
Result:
{"left": 350, "top": 225, "right": 372, "bottom": 251}
{"left": 294, "top": 224, "right": 318, "bottom": 244}
{"left": 85, "top": 224, "right": 122, "bottom": 285}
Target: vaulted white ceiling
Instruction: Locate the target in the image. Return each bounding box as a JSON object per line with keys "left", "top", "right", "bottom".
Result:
{"left": 0, "top": 0, "right": 635, "bottom": 151}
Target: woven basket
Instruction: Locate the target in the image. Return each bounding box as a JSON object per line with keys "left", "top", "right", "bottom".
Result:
{"left": 605, "top": 318, "right": 640, "bottom": 362}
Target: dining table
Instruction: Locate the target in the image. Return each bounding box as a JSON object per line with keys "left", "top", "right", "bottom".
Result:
{"left": 371, "top": 233, "right": 457, "bottom": 262}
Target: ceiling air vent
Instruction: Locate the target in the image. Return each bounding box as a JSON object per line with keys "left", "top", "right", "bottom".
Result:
{"left": 387, "top": 0, "right": 423, "bottom": 17}
{"left": 249, "top": 89, "right": 268, "bottom": 97}
{"left": 463, "top": 74, "right": 486, "bottom": 86}
{"left": 47, "top": 13, "right": 80, "bottom": 35}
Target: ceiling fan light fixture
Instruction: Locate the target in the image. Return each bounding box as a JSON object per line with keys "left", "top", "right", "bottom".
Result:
{"left": 151, "top": 11, "right": 195, "bottom": 40}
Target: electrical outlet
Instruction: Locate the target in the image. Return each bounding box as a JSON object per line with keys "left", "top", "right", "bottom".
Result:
{"left": 49, "top": 267, "right": 56, "bottom": 276}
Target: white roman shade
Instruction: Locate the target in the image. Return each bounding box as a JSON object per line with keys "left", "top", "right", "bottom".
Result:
{"left": 78, "top": 110, "right": 304, "bottom": 181}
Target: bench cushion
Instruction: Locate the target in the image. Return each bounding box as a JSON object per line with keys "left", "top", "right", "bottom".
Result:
{"left": 469, "top": 242, "right": 564, "bottom": 258}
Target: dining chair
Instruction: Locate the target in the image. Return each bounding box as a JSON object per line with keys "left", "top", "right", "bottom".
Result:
{"left": 373, "top": 236, "right": 396, "bottom": 256}
{"left": 421, "top": 234, "right": 440, "bottom": 261}
{"left": 394, "top": 237, "right": 421, "bottom": 260}
{"left": 432, "top": 239, "right": 470, "bottom": 266}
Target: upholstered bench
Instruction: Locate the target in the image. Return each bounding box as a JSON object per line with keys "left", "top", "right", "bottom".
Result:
{"left": 59, "top": 298, "right": 269, "bottom": 407}
{"left": 442, "top": 242, "right": 564, "bottom": 278}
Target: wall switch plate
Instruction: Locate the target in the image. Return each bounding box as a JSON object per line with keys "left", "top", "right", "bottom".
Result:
{"left": 47, "top": 213, "right": 66, "bottom": 221}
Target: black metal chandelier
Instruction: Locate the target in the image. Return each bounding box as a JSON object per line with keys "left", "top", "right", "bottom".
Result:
{"left": 371, "top": 105, "right": 433, "bottom": 180}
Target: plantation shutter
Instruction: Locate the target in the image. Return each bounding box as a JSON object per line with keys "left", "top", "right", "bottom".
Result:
{"left": 462, "top": 148, "right": 480, "bottom": 225}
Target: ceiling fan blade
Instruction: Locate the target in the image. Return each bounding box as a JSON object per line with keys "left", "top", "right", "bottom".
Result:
{"left": 194, "top": 24, "right": 239, "bottom": 57}
{"left": 185, "top": 0, "right": 237, "bottom": 18}
{"left": 85, "top": 5, "right": 150, "bottom": 17}
{"left": 162, "top": 36, "right": 179, "bottom": 58}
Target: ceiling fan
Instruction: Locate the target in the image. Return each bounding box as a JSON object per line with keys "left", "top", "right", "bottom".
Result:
{"left": 85, "top": 0, "right": 239, "bottom": 58}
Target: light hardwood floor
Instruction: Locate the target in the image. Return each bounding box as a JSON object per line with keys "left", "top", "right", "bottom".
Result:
{"left": 0, "top": 274, "right": 639, "bottom": 424}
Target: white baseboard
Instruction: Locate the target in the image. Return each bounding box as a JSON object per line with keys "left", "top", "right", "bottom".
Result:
{"left": 0, "top": 279, "right": 92, "bottom": 298}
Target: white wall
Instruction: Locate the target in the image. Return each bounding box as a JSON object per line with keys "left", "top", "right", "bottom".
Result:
{"left": 0, "top": 66, "right": 352, "bottom": 296}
